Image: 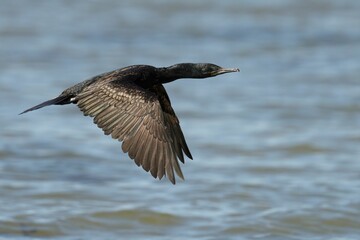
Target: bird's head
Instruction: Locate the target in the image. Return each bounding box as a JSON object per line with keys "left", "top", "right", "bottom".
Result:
{"left": 159, "top": 63, "right": 239, "bottom": 82}
{"left": 191, "top": 63, "right": 240, "bottom": 78}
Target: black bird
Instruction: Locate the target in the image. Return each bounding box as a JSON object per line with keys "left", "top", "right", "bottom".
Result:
{"left": 21, "top": 63, "right": 239, "bottom": 184}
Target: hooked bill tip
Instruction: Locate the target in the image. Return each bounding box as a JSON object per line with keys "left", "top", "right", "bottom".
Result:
{"left": 230, "top": 68, "right": 240, "bottom": 72}
{"left": 220, "top": 67, "right": 240, "bottom": 73}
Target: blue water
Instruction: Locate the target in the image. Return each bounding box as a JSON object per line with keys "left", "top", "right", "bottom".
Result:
{"left": 1, "top": 0, "right": 360, "bottom": 239}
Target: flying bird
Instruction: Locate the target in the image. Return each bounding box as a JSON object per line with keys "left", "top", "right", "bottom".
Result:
{"left": 21, "top": 63, "right": 239, "bottom": 184}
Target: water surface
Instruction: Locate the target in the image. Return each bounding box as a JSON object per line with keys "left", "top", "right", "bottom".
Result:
{"left": 1, "top": 0, "right": 359, "bottom": 239}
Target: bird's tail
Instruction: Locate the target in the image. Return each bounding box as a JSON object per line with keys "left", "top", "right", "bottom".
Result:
{"left": 19, "top": 95, "right": 71, "bottom": 115}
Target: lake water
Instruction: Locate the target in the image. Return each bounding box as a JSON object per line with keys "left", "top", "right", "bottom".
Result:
{"left": 1, "top": 0, "right": 360, "bottom": 239}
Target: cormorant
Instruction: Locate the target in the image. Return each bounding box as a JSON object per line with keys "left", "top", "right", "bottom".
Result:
{"left": 21, "top": 63, "right": 239, "bottom": 184}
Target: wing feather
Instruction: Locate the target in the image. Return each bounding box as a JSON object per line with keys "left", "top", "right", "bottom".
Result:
{"left": 75, "top": 81, "right": 191, "bottom": 184}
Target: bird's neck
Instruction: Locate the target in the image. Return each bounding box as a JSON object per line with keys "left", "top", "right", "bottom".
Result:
{"left": 157, "top": 64, "right": 204, "bottom": 83}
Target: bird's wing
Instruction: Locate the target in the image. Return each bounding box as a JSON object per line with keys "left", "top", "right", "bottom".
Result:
{"left": 150, "top": 85, "right": 192, "bottom": 162}
{"left": 75, "top": 81, "right": 191, "bottom": 184}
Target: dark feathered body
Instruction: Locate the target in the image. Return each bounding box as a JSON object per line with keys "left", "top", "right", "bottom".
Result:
{"left": 21, "top": 63, "right": 239, "bottom": 184}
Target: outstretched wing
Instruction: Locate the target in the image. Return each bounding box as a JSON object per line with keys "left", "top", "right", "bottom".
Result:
{"left": 75, "top": 80, "right": 192, "bottom": 184}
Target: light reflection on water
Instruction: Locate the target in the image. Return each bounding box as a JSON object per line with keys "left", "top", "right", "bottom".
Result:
{"left": 1, "top": 0, "right": 360, "bottom": 239}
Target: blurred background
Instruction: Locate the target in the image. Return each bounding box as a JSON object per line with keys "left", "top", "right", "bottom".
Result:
{"left": 1, "top": 0, "right": 359, "bottom": 239}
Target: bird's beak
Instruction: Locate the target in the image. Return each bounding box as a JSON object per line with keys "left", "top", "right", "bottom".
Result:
{"left": 217, "top": 67, "right": 240, "bottom": 75}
